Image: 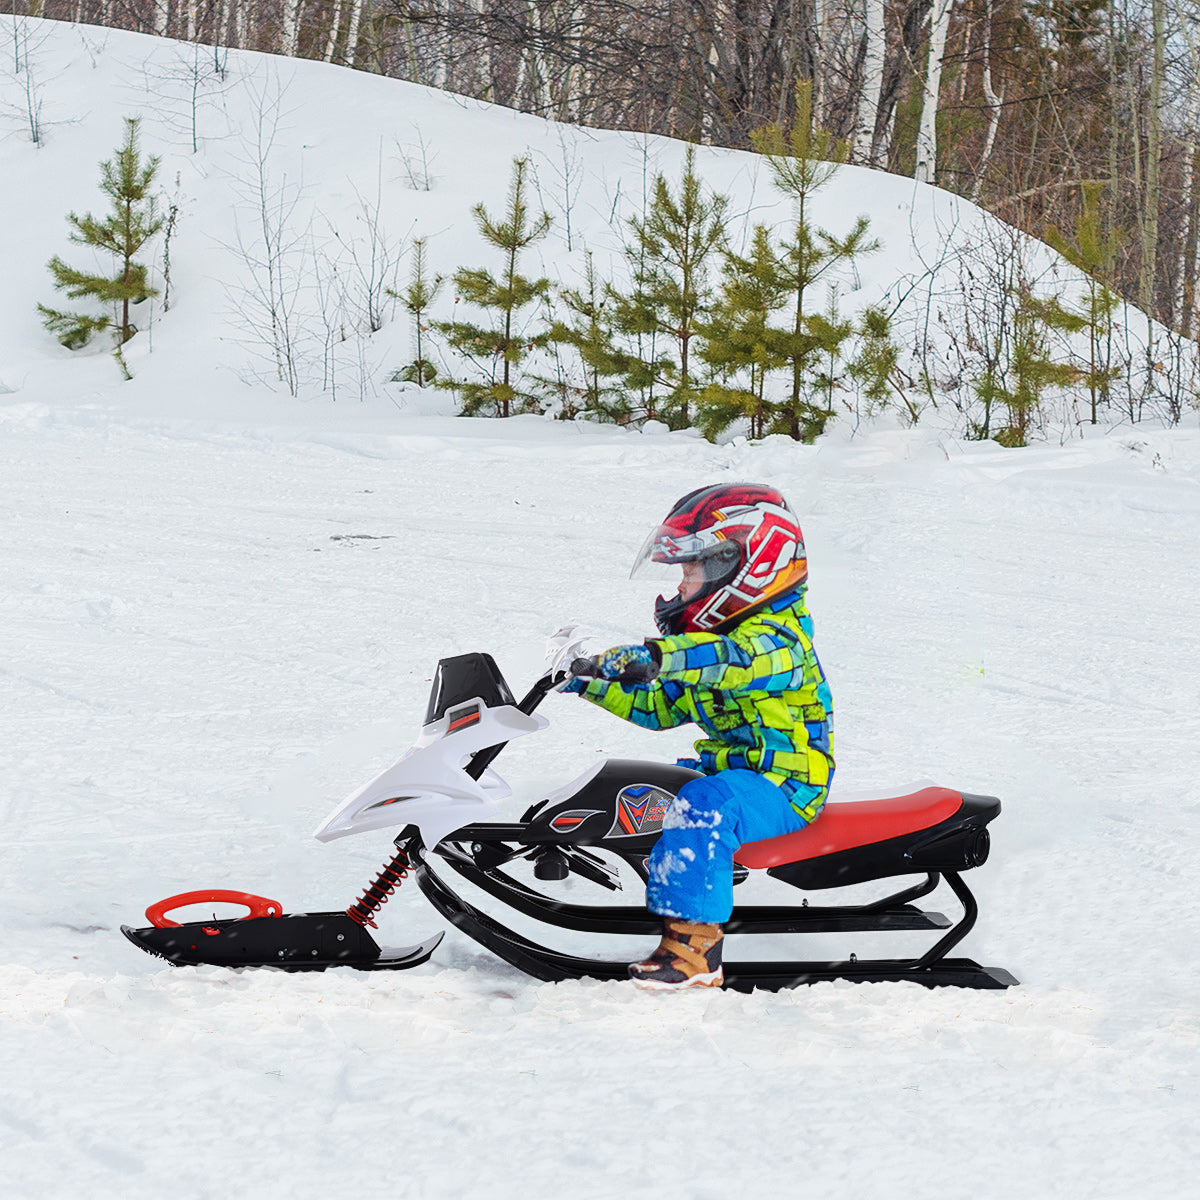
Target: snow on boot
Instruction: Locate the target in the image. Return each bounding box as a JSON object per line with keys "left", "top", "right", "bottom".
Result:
{"left": 628, "top": 919, "right": 724, "bottom": 990}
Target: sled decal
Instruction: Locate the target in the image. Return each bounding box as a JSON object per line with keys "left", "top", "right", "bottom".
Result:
{"left": 550, "top": 809, "right": 602, "bottom": 832}
{"left": 447, "top": 704, "right": 482, "bottom": 732}
{"left": 368, "top": 794, "right": 421, "bottom": 809}
{"left": 607, "top": 785, "right": 673, "bottom": 838}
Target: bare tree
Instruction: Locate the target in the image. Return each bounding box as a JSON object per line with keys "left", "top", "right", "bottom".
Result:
{"left": 223, "top": 73, "right": 313, "bottom": 395}
{"left": 969, "top": 0, "right": 1003, "bottom": 203}
{"left": 3, "top": 10, "right": 54, "bottom": 145}
{"left": 133, "top": 40, "right": 234, "bottom": 154}
{"left": 325, "top": 150, "right": 406, "bottom": 333}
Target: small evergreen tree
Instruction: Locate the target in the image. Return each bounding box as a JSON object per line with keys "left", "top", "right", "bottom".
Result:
{"left": 1045, "top": 183, "right": 1125, "bottom": 424}
{"left": 39, "top": 118, "right": 163, "bottom": 378}
{"left": 751, "top": 82, "right": 879, "bottom": 441}
{"left": 980, "top": 286, "right": 1082, "bottom": 447}
{"left": 610, "top": 145, "right": 728, "bottom": 429}
{"left": 546, "top": 251, "right": 628, "bottom": 420}
{"left": 389, "top": 237, "right": 441, "bottom": 385}
{"left": 847, "top": 305, "right": 904, "bottom": 419}
{"left": 434, "top": 157, "right": 552, "bottom": 417}
{"left": 697, "top": 225, "right": 790, "bottom": 440}
{"left": 750, "top": 81, "right": 849, "bottom": 231}
{"left": 812, "top": 285, "right": 854, "bottom": 415}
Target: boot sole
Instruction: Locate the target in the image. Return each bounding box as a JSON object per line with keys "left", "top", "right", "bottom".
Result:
{"left": 630, "top": 968, "right": 724, "bottom": 991}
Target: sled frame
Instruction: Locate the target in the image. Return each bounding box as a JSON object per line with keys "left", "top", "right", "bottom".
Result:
{"left": 412, "top": 833, "right": 1017, "bottom": 992}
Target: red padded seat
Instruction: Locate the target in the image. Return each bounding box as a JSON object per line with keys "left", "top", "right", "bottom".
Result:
{"left": 734, "top": 786, "right": 963, "bottom": 869}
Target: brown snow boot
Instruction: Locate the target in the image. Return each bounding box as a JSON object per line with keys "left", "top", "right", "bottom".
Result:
{"left": 628, "top": 918, "right": 724, "bottom": 990}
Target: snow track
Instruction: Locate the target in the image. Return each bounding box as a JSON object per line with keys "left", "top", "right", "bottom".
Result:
{"left": 2, "top": 408, "right": 1198, "bottom": 1199}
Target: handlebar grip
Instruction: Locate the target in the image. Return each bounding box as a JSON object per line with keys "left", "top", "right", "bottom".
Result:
{"left": 619, "top": 661, "right": 660, "bottom": 684}
{"left": 567, "top": 656, "right": 659, "bottom": 684}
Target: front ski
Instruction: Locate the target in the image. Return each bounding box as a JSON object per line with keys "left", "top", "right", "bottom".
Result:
{"left": 121, "top": 911, "right": 443, "bottom": 972}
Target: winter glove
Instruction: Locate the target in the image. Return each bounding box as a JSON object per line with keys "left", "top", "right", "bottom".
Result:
{"left": 595, "top": 643, "right": 659, "bottom": 682}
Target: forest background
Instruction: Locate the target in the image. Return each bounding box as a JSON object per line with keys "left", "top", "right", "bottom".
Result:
{"left": 15, "top": 0, "right": 1200, "bottom": 345}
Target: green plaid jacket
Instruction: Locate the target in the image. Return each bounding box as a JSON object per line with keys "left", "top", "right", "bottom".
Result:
{"left": 570, "top": 590, "right": 833, "bottom": 819}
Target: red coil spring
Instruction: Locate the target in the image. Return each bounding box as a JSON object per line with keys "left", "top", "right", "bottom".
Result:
{"left": 346, "top": 847, "right": 411, "bottom": 928}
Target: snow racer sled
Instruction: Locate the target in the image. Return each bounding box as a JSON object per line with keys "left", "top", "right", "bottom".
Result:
{"left": 123, "top": 636, "right": 1017, "bottom": 991}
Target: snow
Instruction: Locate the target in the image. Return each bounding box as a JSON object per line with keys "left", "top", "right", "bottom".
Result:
{"left": 2, "top": 17, "right": 1199, "bottom": 1200}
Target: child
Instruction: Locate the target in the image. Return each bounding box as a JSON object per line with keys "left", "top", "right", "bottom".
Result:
{"left": 563, "top": 483, "right": 833, "bottom": 990}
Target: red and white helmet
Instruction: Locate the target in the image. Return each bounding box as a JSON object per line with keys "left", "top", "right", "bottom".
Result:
{"left": 632, "top": 483, "right": 808, "bottom": 635}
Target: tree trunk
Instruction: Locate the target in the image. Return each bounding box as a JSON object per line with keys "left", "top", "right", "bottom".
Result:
{"left": 812, "top": 0, "right": 827, "bottom": 122}
{"left": 1180, "top": 70, "right": 1200, "bottom": 338}
{"left": 280, "top": 0, "right": 302, "bottom": 57}
{"left": 914, "top": 0, "right": 952, "bottom": 185}
{"left": 969, "top": 0, "right": 1002, "bottom": 203}
{"left": 471, "top": 0, "right": 493, "bottom": 98}
{"left": 323, "top": 1, "right": 344, "bottom": 61}
{"left": 346, "top": 0, "right": 366, "bottom": 68}
{"left": 1140, "top": 0, "right": 1165, "bottom": 320}
{"left": 1181, "top": 150, "right": 1200, "bottom": 339}
{"left": 854, "top": 0, "right": 885, "bottom": 164}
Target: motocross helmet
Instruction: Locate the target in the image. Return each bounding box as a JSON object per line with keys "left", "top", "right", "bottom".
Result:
{"left": 632, "top": 483, "right": 808, "bottom": 635}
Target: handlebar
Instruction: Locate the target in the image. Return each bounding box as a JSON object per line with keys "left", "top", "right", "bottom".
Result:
{"left": 462, "top": 670, "right": 562, "bottom": 782}
{"left": 463, "top": 656, "right": 658, "bottom": 783}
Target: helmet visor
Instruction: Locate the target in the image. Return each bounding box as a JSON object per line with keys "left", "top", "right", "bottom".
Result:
{"left": 630, "top": 523, "right": 741, "bottom": 585}
{"left": 630, "top": 524, "right": 710, "bottom": 579}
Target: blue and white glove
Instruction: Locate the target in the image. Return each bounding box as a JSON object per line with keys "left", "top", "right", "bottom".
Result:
{"left": 595, "top": 644, "right": 658, "bottom": 682}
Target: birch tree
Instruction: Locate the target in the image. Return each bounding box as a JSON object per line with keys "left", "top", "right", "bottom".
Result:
{"left": 324, "top": 1, "right": 345, "bottom": 61}
{"left": 1177, "top": 2, "right": 1200, "bottom": 336}
{"left": 914, "top": 0, "right": 952, "bottom": 185}
{"left": 1139, "top": 0, "right": 1165, "bottom": 318}
{"left": 969, "top": 0, "right": 1003, "bottom": 203}
{"left": 854, "top": 0, "right": 886, "bottom": 165}
{"left": 346, "top": 0, "right": 366, "bottom": 67}
{"left": 281, "top": 0, "right": 303, "bottom": 56}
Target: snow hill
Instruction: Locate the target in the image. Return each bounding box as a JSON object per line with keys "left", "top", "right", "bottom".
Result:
{"left": 2, "top": 17, "right": 1199, "bottom": 1200}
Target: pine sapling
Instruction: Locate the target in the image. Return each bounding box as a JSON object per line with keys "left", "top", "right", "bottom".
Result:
{"left": 389, "top": 237, "right": 442, "bottom": 385}
{"left": 434, "top": 157, "right": 553, "bottom": 417}
{"left": 610, "top": 145, "right": 728, "bottom": 429}
{"left": 547, "top": 251, "right": 628, "bottom": 421}
{"left": 1045, "top": 183, "right": 1125, "bottom": 423}
{"left": 981, "top": 285, "right": 1082, "bottom": 447}
{"left": 38, "top": 117, "right": 163, "bottom": 378}
{"left": 751, "top": 82, "right": 878, "bottom": 441}
{"left": 848, "top": 305, "right": 906, "bottom": 420}
{"left": 698, "top": 225, "right": 789, "bottom": 440}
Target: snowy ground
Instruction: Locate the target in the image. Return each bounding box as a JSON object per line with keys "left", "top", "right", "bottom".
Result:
{"left": 3, "top": 17, "right": 1200, "bottom": 1200}
{"left": 3, "top": 400, "right": 1198, "bottom": 1199}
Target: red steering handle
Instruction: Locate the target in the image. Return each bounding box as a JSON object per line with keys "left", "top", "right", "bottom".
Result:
{"left": 146, "top": 890, "right": 284, "bottom": 929}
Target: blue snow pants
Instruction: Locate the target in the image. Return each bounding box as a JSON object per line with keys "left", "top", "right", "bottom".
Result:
{"left": 645, "top": 769, "right": 818, "bottom": 924}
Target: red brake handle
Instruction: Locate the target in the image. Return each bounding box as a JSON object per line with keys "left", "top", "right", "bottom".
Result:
{"left": 145, "top": 890, "right": 284, "bottom": 929}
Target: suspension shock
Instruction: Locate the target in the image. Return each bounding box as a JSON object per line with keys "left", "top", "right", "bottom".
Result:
{"left": 346, "top": 846, "right": 412, "bottom": 928}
